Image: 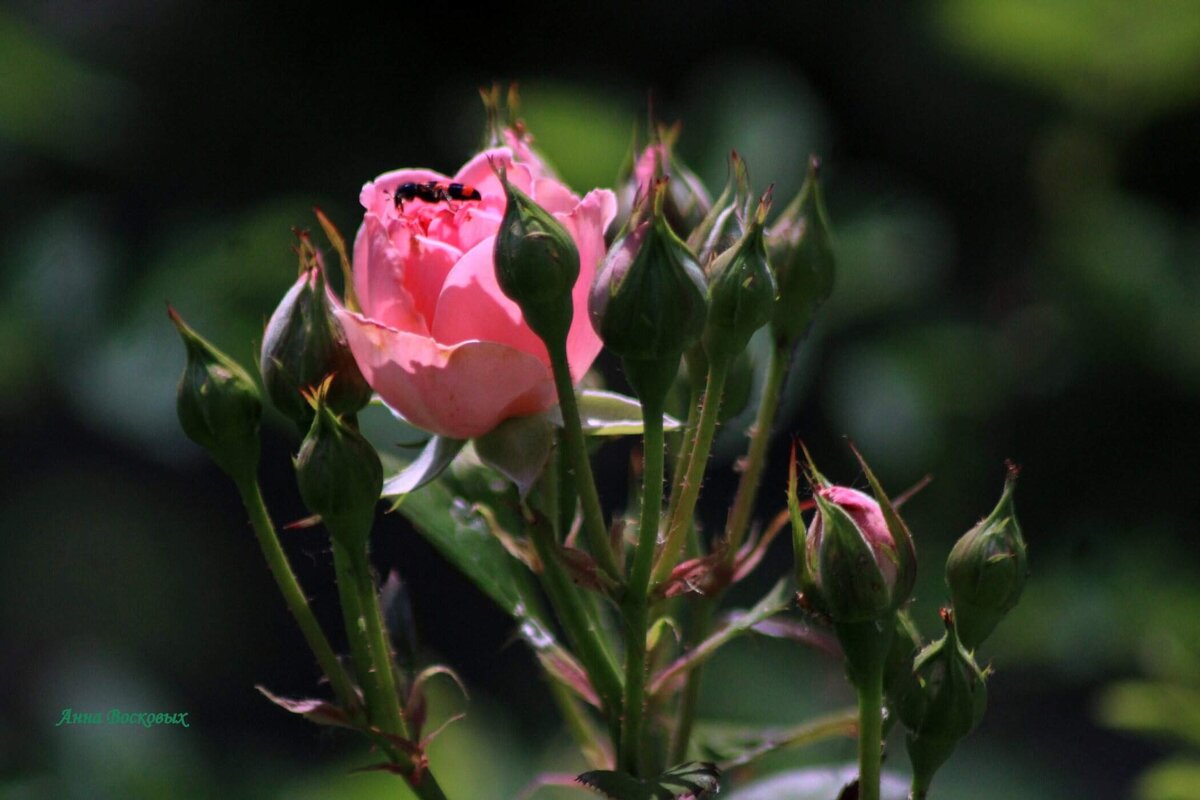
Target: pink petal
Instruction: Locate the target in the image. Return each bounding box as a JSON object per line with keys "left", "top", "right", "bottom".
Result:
{"left": 361, "top": 168, "right": 447, "bottom": 217}
{"left": 556, "top": 188, "right": 618, "bottom": 382}
{"left": 532, "top": 177, "right": 579, "bottom": 216}
{"left": 335, "top": 309, "right": 555, "bottom": 439}
{"left": 430, "top": 235, "right": 551, "bottom": 364}
{"left": 353, "top": 216, "right": 427, "bottom": 335}
{"left": 454, "top": 148, "right": 534, "bottom": 201}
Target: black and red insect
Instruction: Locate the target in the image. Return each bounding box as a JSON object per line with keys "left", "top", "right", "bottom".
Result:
{"left": 392, "top": 180, "right": 482, "bottom": 210}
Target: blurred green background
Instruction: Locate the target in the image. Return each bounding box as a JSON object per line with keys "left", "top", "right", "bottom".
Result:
{"left": 2, "top": 1, "right": 1199, "bottom": 798}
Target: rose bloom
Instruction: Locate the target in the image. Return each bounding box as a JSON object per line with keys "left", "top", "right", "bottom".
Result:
{"left": 807, "top": 485, "right": 898, "bottom": 591}
{"left": 335, "top": 139, "right": 617, "bottom": 439}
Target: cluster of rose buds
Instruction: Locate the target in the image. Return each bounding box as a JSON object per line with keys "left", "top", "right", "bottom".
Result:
{"left": 171, "top": 92, "right": 1026, "bottom": 800}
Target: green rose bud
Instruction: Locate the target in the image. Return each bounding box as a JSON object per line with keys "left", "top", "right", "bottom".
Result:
{"left": 768, "top": 155, "right": 835, "bottom": 350}
{"left": 687, "top": 150, "right": 752, "bottom": 269}
{"left": 170, "top": 307, "right": 262, "bottom": 485}
{"left": 589, "top": 179, "right": 708, "bottom": 399}
{"left": 294, "top": 385, "right": 383, "bottom": 549}
{"left": 946, "top": 464, "right": 1028, "bottom": 650}
{"left": 260, "top": 262, "right": 372, "bottom": 430}
{"left": 702, "top": 190, "right": 778, "bottom": 369}
{"left": 899, "top": 609, "right": 988, "bottom": 798}
{"left": 493, "top": 165, "right": 580, "bottom": 345}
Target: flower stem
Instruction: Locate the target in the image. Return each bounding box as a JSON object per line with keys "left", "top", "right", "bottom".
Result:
{"left": 234, "top": 478, "right": 360, "bottom": 719}
{"left": 724, "top": 342, "right": 789, "bottom": 555}
{"left": 857, "top": 663, "right": 884, "bottom": 800}
{"left": 652, "top": 361, "right": 728, "bottom": 586}
{"left": 620, "top": 393, "right": 666, "bottom": 776}
{"left": 527, "top": 513, "right": 625, "bottom": 751}
{"left": 547, "top": 340, "right": 621, "bottom": 582}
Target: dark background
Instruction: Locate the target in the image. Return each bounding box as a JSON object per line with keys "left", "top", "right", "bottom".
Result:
{"left": 2, "top": 1, "right": 1199, "bottom": 798}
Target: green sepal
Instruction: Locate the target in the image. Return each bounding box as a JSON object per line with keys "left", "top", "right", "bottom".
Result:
{"left": 851, "top": 443, "right": 918, "bottom": 610}
{"left": 474, "top": 412, "right": 555, "bottom": 498}
{"left": 687, "top": 150, "right": 752, "bottom": 269}
{"left": 169, "top": 306, "right": 262, "bottom": 485}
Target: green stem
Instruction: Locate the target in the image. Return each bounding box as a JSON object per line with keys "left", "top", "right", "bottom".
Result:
{"left": 666, "top": 381, "right": 702, "bottom": 526}
{"left": 724, "top": 342, "right": 788, "bottom": 555}
{"left": 620, "top": 395, "right": 666, "bottom": 776}
{"left": 235, "top": 478, "right": 360, "bottom": 718}
{"left": 857, "top": 663, "right": 884, "bottom": 800}
{"left": 548, "top": 339, "right": 621, "bottom": 582}
{"left": 527, "top": 515, "right": 625, "bottom": 751}
{"left": 668, "top": 597, "right": 716, "bottom": 764}
{"left": 652, "top": 361, "right": 728, "bottom": 586}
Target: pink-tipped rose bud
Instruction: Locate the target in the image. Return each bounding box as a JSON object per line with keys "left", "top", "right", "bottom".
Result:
{"left": 807, "top": 486, "right": 902, "bottom": 623}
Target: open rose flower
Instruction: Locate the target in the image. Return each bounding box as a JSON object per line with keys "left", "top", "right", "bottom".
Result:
{"left": 335, "top": 145, "right": 617, "bottom": 439}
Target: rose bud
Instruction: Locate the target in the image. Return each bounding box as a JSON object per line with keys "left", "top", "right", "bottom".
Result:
{"left": 170, "top": 306, "right": 262, "bottom": 484}
{"left": 946, "top": 465, "right": 1028, "bottom": 650}
{"left": 767, "top": 155, "right": 835, "bottom": 351}
{"left": 898, "top": 609, "right": 988, "bottom": 799}
{"left": 687, "top": 150, "right": 752, "bottom": 270}
{"left": 589, "top": 178, "right": 708, "bottom": 399}
{"left": 622, "top": 126, "right": 713, "bottom": 238}
{"left": 493, "top": 167, "right": 582, "bottom": 346}
{"left": 702, "top": 190, "right": 778, "bottom": 369}
{"left": 294, "top": 383, "right": 383, "bottom": 549}
{"left": 797, "top": 447, "right": 917, "bottom": 627}
{"left": 260, "top": 262, "right": 372, "bottom": 430}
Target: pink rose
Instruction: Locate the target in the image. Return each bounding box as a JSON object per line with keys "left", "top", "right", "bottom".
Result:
{"left": 335, "top": 147, "right": 617, "bottom": 439}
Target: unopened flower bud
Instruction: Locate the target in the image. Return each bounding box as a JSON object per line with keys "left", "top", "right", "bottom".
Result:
{"left": 768, "top": 155, "right": 835, "bottom": 350}
{"left": 899, "top": 609, "right": 988, "bottom": 798}
{"left": 493, "top": 167, "right": 580, "bottom": 345}
{"left": 796, "top": 447, "right": 917, "bottom": 624}
{"left": 946, "top": 465, "right": 1028, "bottom": 649}
{"left": 622, "top": 127, "right": 712, "bottom": 238}
{"left": 294, "top": 386, "right": 383, "bottom": 548}
{"left": 260, "top": 264, "right": 372, "bottom": 429}
{"left": 590, "top": 179, "right": 708, "bottom": 395}
{"left": 170, "top": 307, "right": 262, "bottom": 484}
{"left": 687, "top": 150, "right": 752, "bottom": 269}
{"left": 702, "top": 191, "right": 778, "bottom": 369}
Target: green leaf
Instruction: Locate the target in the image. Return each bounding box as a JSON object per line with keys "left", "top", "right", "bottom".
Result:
{"left": 550, "top": 389, "right": 682, "bottom": 436}
{"left": 691, "top": 708, "right": 859, "bottom": 769}
{"left": 1096, "top": 680, "right": 1200, "bottom": 749}
{"left": 723, "top": 766, "right": 909, "bottom": 800}
{"left": 474, "top": 412, "right": 555, "bottom": 497}
{"left": 649, "top": 580, "right": 792, "bottom": 697}
{"left": 1134, "top": 758, "right": 1200, "bottom": 800}
{"left": 577, "top": 762, "right": 720, "bottom": 799}
{"left": 392, "top": 479, "right": 543, "bottom": 621}
{"left": 382, "top": 436, "right": 465, "bottom": 503}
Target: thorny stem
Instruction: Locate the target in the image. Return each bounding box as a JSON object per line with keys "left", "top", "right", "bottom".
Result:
{"left": 235, "top": 478, "right": 360, "bottom": 719}
{"left": 724, "top": 342, "right": 789, "bottom": 556}
{"left": 620, "top": 394, "right": 666, "bottom": 776}
{"left": 547, "top": 339, "right": 621, "bottom": 582}
{"left": 652, "top": 361, "right": 728, "bottom": 586}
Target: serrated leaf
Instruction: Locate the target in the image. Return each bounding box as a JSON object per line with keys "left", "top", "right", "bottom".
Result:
{"left": 649, "top": 580, "right": 792, "bottom": 697}
{"left": 723, "top": 766, "right": 909, "bottom": 800}
{"left": 383, "top": 435, "right": 466, "bottom": 502}
{"left": 549, "top": 389, "right": 682, "bottom": 436}
{"left": 578, "top": 762, "right": 719, "bottom": 799}
{"left": 474, "top": 412, "right": 555, "bottom": 497}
